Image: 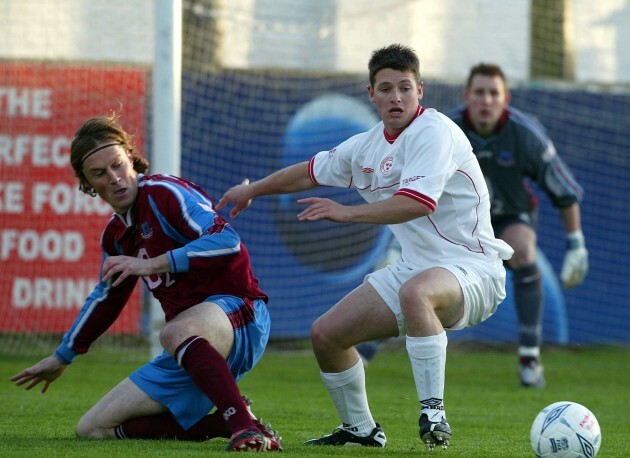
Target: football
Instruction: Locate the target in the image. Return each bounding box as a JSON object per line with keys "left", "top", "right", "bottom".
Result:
{"left": 530, "top": 401, "right": 601, "bottom": 457}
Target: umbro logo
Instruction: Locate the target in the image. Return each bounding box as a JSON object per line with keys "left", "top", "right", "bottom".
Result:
{"left": 421, "top": 398, "right": 444, "bottom": 410}
{"left": 362, "top": 167, "right": 374, "bottom": 173}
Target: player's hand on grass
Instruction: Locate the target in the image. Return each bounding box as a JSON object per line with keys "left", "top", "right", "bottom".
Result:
{"left": 10, "top": 355, "right": 68, "bottom": 393}
{"left": 216, "top": 178, "right": 253, "bottom": 218}
{"left": 560, "top": 231, "right": 588, "bottom": 289}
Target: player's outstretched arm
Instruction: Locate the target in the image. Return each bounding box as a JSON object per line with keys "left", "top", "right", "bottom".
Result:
{"left": 216, "top": 178, "right": 255, "bottom": 218}
{"left": 297, "top": 194, "right": 430, "bottom": 224}
{"left": 217, "top": 162, "right": 315, "bottom": 218}
{"left": 10, "top": 354, "right": 68, "bottom": 393}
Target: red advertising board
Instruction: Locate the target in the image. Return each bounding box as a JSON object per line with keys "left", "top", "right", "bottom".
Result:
{"left": 0, "top": 62, "right": 147, "bottom": 333}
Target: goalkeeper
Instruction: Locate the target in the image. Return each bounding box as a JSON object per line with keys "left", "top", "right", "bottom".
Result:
{"left": 448, "top": 63, "right": 587, "bottom": 388}
{"left": 10, "top": 113, "right": 281, "bottom": 452}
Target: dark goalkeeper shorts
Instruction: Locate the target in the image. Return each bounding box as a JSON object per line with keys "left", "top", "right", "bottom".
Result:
{"left": 492, "top": 211, "right": 538, "bottom": 238}
{"left": 129, "top": 296, "right": 270, "bottom": 430}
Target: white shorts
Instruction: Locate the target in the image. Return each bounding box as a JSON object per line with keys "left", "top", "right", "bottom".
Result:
{"left": 365, "top": 257, "right": 507, "bottom": 336}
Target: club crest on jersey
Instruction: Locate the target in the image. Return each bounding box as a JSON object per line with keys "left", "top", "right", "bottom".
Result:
{"left": 497, "top": 150, "right": 514, "bottom": 166}
{"left": 380, "top": 156, "right": 394, "bottom": 175}
{"left": 328, "top": 147, "right": 336, "bottom": 158}
{"left": 140, "top": 222, "right": 153, "bottom": 239}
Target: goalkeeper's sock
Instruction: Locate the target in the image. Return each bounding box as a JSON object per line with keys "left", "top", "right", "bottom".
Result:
{"left": 513, "top": 264, "right": 543, "bottom": 348}
{"left": 175, "top": 336, "right": 257, "bottom": 435}
{"left": 115, "top": 410, "right": 228, "bottom": 440}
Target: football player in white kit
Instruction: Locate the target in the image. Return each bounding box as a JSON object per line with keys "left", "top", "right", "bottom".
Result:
{"left": 218, "top": 43, "right": 514, "bottom": 451}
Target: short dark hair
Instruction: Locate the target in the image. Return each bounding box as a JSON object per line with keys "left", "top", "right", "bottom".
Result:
{"left": 466, "top": 63, "right": 508, "bottom": 90}
{"left": 368, "top": 44, "right": 420, "bottom": 87}
{"left": 71, "top": 112, "right": 149, "bottom": 196}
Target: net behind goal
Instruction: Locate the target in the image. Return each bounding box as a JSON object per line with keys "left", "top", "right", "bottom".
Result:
{"left": 179, "top": 1, "right": 630, "bottom": 344}
{"left": 1, "top": 1, "right": 629, "bottom": 360}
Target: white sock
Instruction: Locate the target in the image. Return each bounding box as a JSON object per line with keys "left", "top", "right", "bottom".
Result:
{"left": 406, "top": 332, "right": 448, "bottom": 421}
{"left": 320, "top": 358, "right": 376, "bottom": 436}
{"left": 518, "top": 346, "right": 540, "bottom": 359}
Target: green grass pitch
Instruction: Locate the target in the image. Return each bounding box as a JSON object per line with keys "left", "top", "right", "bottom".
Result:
{"left": 1, "top": 342, "right": 627, "bottom": 457}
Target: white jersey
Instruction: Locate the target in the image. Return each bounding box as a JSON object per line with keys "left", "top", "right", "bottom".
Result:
{"left": 308, "top": 107, "right": 514, "bottom": 268}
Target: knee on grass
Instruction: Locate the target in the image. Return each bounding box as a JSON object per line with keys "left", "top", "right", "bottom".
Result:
{"left": 76, "top": 417, "right": 115, "bottom": 439}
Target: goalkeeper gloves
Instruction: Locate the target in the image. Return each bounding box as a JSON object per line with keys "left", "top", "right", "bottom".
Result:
{"left": 560, "top": 230, "right": 588, "bottom": 289}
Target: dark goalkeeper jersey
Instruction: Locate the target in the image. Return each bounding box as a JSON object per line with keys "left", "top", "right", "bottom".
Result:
{"left": 55, "top": 173, "right": 267, "bottom": 363}
{"left": 448, "top": 105, "right": 583, "bottom": 223}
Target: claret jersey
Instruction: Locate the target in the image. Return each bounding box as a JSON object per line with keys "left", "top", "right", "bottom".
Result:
{"left": 56, "top": 173, "right": 267, "bottom": 362}
{"left": 309, "top": 107, "right": 513, "bottom": 268}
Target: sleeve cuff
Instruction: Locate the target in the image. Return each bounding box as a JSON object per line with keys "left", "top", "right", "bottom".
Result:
{"left": 168, "top": 247, "right": 190, "bottom": 273}
{"left": 55, "top": 345, "right": 77, "bottom": 364}
{"left": 566, "top": 230, "right": 585, "bottom": 249}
